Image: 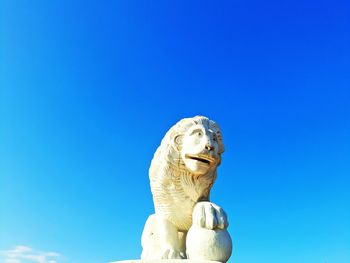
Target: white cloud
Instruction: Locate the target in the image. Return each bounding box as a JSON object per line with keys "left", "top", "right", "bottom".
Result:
{"left": 0, "top": 245, "right": 61, "bottom": 263}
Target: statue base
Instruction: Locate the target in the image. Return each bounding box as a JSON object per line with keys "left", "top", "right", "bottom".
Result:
{"left": 111, "top": 260, "right": 221, "bottom": 263}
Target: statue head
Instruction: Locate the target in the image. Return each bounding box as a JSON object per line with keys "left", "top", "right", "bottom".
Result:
{"left": 162, "top": 116, "right": 224, "bottom": 175}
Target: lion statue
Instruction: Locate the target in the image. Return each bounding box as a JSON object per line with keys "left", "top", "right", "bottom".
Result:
{"left": 141, "top": 116, "right": 228, "bottom": 260}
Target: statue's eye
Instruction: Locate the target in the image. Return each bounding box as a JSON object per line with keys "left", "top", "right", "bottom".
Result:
{"left": 191, "top": 129, "right": 203, "bottom": 136}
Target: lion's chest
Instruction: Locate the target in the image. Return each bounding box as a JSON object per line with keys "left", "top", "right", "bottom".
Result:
{"left": 151, "top": 168, "right": 214, "bottom": 231}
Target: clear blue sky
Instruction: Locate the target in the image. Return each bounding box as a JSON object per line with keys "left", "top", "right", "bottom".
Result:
{"left": 1, "top": 0, "right": 349, "bottom": 263}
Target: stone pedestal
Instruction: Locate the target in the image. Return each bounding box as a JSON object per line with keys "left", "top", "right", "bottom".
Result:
{"left": 111, "top": 260, "right": 221, "bottom": 263}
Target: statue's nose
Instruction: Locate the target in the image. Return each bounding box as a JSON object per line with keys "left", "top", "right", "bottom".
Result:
{"left": 205, "top": 144, "right": 214, "bottom": 151}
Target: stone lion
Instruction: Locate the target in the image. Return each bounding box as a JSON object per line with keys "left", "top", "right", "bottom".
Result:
{"left": 141, "top": 116, "right": 228, "bottom": 260}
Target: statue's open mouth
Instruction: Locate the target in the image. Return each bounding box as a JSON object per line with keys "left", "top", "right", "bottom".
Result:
{"left": 185, "top": 154, "right": 216, "bottom": 165}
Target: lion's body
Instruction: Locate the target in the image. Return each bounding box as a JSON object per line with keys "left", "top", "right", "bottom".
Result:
{"left": 141, "top": 116, "right": 224, "bottom": 260}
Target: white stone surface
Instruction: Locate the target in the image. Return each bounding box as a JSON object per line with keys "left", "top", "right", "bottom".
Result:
{"left": 111, "top": 260, "right": 221, "bottom": 263}
{"left": 142, "top": 116, "right": 227, "bottom": 260}
{"left": 186, "top": 226, "right": 232, "bottom": 262}
{"left": 186, "top": 202, "right": 232, "bottom": 262}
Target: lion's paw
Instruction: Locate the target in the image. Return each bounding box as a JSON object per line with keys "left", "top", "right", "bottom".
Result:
{"left": 192, "top": 201, "right": 228, "bottom": 230}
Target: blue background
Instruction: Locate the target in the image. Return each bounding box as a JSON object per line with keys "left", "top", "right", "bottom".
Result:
{"left": 1, "top": 0, "right": 349, "bottom": 262}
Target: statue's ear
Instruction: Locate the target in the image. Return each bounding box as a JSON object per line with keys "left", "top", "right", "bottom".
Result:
{"left": 174, "top": 135, "right": 183, "bottom": 151}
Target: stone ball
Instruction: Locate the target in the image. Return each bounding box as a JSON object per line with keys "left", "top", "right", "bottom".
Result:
{"left": 186, "top": 226, "right": 232, "bottom": 263}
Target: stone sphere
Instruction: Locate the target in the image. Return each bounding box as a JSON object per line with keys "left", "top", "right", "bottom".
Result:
{"left": 186, "top": 226, "right": 232, "bottom": 262}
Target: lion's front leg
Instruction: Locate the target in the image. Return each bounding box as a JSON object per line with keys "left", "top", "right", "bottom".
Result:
{"left": 156, "top": 215, "right": 186, "bottom": 259}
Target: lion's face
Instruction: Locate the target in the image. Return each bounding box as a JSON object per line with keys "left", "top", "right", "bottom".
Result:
{"left": 174, "top": 118, "right": 223, "bottom": 175}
